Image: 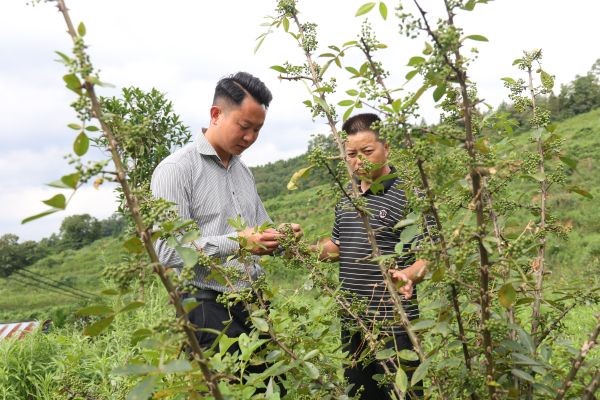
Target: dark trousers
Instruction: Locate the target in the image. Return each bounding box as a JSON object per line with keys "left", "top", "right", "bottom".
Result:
{"left": 342, "top": 329, "right": 423, "bottom": 399}
{"left": 185, "top": 295, "right": 253, "bottom": 353}
{"left": 183, "top": 292, "right": 286, "bottom": 395}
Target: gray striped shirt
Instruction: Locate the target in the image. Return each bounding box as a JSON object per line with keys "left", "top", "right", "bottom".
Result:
{"left": 150, "top": 132, "right": 271, "bottom": 292}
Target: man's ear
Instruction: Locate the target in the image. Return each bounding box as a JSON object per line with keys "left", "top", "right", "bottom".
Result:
{"left": 383, "top": 141, "right": 390, "bottom": 158}
{"left": 209, "top": 105, "right": 223, "bottom": 126}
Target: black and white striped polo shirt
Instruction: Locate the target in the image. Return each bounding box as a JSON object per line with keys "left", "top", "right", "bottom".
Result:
{"left": 331, "top": 169, "right": 434, "bottom": 332}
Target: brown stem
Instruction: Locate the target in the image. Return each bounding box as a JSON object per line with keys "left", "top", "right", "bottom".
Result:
{"left": 582, "top": 367, "right": 600, "bottom": 400}
{"left": 413, "top": 1, "right": 496, "bottom": 397}
{"left": 289, "top": 12, "right": 426, "bottom": 367}
{"left": 527, "top": 62, "right": 547, "bottom": 349}
{"left": 555, "top": 314, "right": 600, "bottom": 400}
{"left": 55, "top": 2, "right": 223, "bottom": 398}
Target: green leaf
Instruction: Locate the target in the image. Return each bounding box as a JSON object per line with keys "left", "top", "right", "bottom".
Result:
{"left": 407, "top": 56, "right": 425, "bottom": 67}
{"left": 67, "top": 123, "right": 81, "bottom": 130}
{"left": 345, "top": 66, "right": 360, "bottom": 76}
{"left": 270, "top": 65, "right": 286, "bottom": 73}
{"left": 395, "top": 368, "right": 408, "bottom": 392}
{"left": 126, "top": 376, "right": 157, "bottom": 400}
{"left": 411, "top": 358, "right": 430, "bottom": 386}
{"left": 558, "top": 156, "right": 577, "bottom": 169}
{"left": 343, "top": 105, "right": 355, "bottom": 121}
{"left": 375, "top": 348, "right": 396, "bottom": 360}
{"left": 400, "top": 224, "right": 418, "bottom": 245}
{"left": 21, "top": 209, "right": 60, "bottom": 224}
{"left": 511, "top": 368, "right": 535, "bottom": 383}
{"left": 498, "top": 283, "right": 517, "bottom": 308}
{"left": 346, "top": 89, "right": 359, "bottom": 96}
{"left": 397, "top": 349, "right": 419, "bottom": 361}
{"left": 73, "top": 132, "right": 90, "bottom": 156}
{"left": 282, "top": 17, "right": 289, "bottom": 32}
{"left": 501, "top": 77, "right": 516, "bottom": 85}
{"left": 432, "top": 84, "right": 446, "bottom": 102}
{"left": 123, "top": 236, "right": 144, "bottom": 254}
{"left": 287, "top": 166, "right": 313, "bottom": 190}
{"left": 567, "top": 186, "right": 593, "bottom": 199}
{"left": 405, "top": 69, "right": 419, "bottom": 81}
{"left": 77, "top": 22, "right": 86, "bottom": 37}
{"left": 181, "top": 297, "right": 199, "bottom": 314}
{"left": 251, "top": 316, "right": 269, "bottom": 332}
{"left": 355, "top": 2, "right": 376, "bottom": 16}
{"left": 474, "top": 138, "right": 490, "bottom": 154}
{"left": 463, "top": 0, "right": 476, "bottom": 10}
{"left": 464, "top": 34, "right": 488, "bottom": 42}
{"left": 176, "top": 247, "right": 198, "bottom": 268}
{"left": 161, "top": 359, "right": 192, "bottom": 374}
{"left": 63, "top": 73, "right": 81, "bottom": 94}
{"left": 313, "top": 96, "right": 328, "bottom": 110}
{"left": 85, "top": 125, "right": 100, "bottom": 132}
{"left": 338, "top": 99, "right": 355, "bottom": 107}
{"left": 83, "top": 315, "right": 115, "bottom": 336}
{"left": 411, "top": 319, "right": 435, "bottom": 330}
{"left": 130, "top": 328, "right": 153, "bottom": 345}
{"left": 303, "top": 361, "right": 320, "bottom": 379}
{"left": 378, "top": 2, "right": 388, "bottom": 20}
{"left": 303, "top": 349, "right": 320, "bottom": 361}
{"left": 266, "top": 349, "right": 283, "bottom": 363}
{"left": 42, "top": 194, "right": 66, "bottom": 209}
{"left": 392, "top": 98, "right": 403, "bottom": 113}
{"left": 530, "top": 172, "right": 546, "bottom": 182}
{"left": 394, "top": 214, "right": 417, "bottom": 229}
{"left": 181, "top": 230, "right": 200, "bottom": 244}
{"left": 76, "top": 305, "right": 113, "bottom": 317}
{"left": 119, "top": 301, "right": 145, "bottom": 314}
{"left": 48, "top": 172, "right": 81, "bottom": 189}
{"left": 102, "top": 288, "right": 120, "bottom": 295}
{"left": 54, "top": 51, "right": 71, "bottom": 64}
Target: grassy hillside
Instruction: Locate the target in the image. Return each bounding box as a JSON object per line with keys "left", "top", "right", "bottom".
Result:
{"left": 0, "top": 237, "right": 123, "bottom": 324}
{"left": 1, "top": 109, "right": 598, "bottom": 321}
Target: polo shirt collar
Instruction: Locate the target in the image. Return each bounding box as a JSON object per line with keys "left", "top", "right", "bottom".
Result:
{"left": 361, "top": 165, "right": 398, "bottom": 195}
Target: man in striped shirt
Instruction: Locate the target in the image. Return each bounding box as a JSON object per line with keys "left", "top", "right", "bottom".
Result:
{"left": 151, "top": 72, "right": 301, "bottom": 351}
{"left": 318, "top": 113, "right": 432, "bottom": 399}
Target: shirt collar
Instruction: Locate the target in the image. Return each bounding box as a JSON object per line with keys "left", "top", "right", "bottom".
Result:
{"left": 195, "top": 130, "right": 240, "bottom": 166}
{"left": 361, "top": 165, "right": 398, "bottom": 195}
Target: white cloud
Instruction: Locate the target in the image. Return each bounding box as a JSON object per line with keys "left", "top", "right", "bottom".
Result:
{"left": 0, "top": 184, "right": 118, "bottom": 242}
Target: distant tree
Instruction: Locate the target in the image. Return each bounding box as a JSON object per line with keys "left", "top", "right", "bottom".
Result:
{"left": 59, "top": 214, "right": 102, "bottom": 249}
{"left": 557, "top": 59, "right": 600, "bottom": 118}
{"left": 0, "top": 234, "right": 43, "bottom": 277}
{"left": 99, "top": 213, "right": 125, "bottom": 237}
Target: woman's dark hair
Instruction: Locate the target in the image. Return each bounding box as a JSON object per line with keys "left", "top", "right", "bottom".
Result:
{"left": 213, "top": 72, "right": 273, "bottom": 109}
{"left": 341, "top": 113, "right": 381, "bottom": 136}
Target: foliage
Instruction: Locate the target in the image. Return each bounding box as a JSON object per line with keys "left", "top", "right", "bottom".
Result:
{"left": 15, "top": 0, "right": 600, "bottom": 399}
{"left": 59, "top": 213, "right": 102, "bottom": 249}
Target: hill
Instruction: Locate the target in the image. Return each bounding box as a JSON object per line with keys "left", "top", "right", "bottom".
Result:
{"left": 1, "top": 108, "right": 599, "bottom": 321}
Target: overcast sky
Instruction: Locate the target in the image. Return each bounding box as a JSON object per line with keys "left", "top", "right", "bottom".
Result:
{"left": 1, "top": 0, "right": 598, "bottom": 242}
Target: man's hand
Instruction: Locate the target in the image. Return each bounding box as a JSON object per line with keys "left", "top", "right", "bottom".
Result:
{"left": 391, "top": 270, "right": 414, "bottom": 300}
{"left": 239, "top": 227, "right": 282, "bottom": 255}
{"left": 278, "top": 223, "right": 303, "bottom": 240}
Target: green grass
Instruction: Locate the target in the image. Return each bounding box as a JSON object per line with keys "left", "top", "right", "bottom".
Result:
{"left": 0, "top": 237, "right": 124, "bottom": 324}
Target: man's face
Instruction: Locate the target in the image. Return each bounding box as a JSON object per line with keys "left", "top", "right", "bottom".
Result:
{"left": 345, "top": 130, "right": 389, "bottom": 181}
{"left": 210, "top": 96, "right": 266, "bottom": 159}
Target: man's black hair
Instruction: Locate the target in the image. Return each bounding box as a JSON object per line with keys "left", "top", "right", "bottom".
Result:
{"left": 342, "top": 113, "right": 381, "bottom": 136}
{"left": 213, "top": 72, "right": 273, "bottom": 109}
